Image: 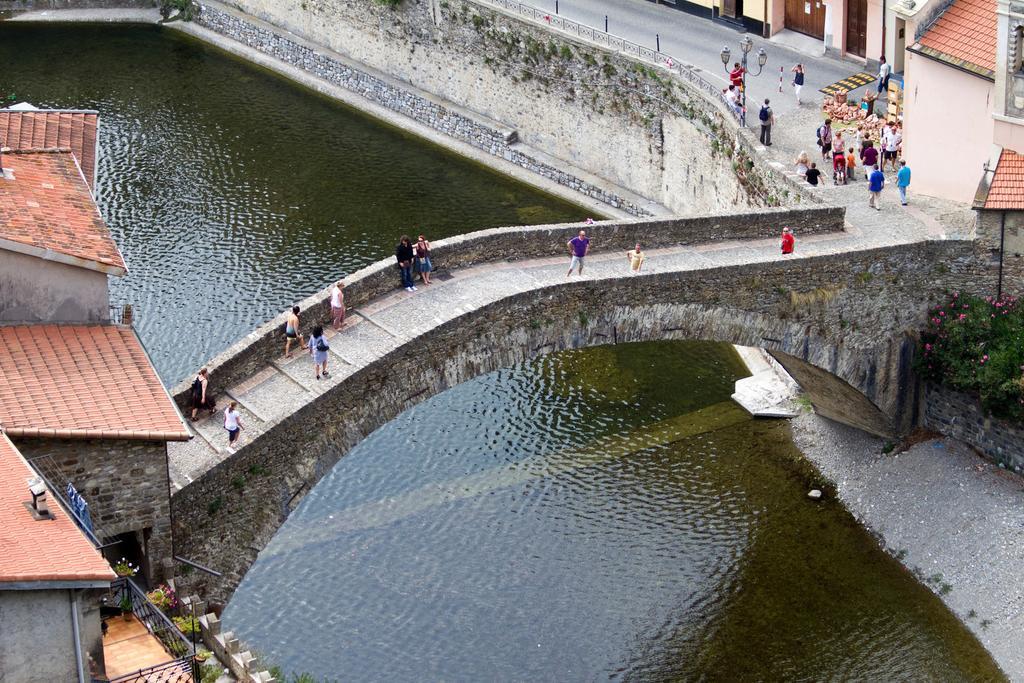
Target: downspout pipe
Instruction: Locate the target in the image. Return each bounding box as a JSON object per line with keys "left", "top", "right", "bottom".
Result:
{"left": 998, "top": 211, "right": 1006, "bottom": 300}
{"left": 70, "top": 590, "right": 86, "bottom": 683}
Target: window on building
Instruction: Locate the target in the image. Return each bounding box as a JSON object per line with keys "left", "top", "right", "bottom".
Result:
{"left": 1016, "top": 26, "right": 1024, "bottom": 73}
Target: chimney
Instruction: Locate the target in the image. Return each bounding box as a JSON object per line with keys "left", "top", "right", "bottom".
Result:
{"left": 24, "top": 476, "right": 53, "bottom": 521}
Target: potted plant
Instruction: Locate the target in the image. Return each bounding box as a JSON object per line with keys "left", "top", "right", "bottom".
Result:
{"left": 119, "top": 594, "right": 133, "bottom": 621}
{"left": 113, "top": 558, "right": 138, "bottom": 578}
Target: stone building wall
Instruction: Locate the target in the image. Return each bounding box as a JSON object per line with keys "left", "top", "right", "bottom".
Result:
{"left": 171, "top": 237, "right": 998, "bottom": 603}
{"left": 170, "top": 206, "right": 846, "bottom": 404}
{"left": 14, "top": 438, "right": 173, "bottom": 584}
{"left": 195, "top": 0, "right": 804, "bottom": 215}
{"left": 923, "top": 382, "right": 1024, "bottom": 472}
{"left": 975, "top": 209, "right": 1024, "bottom": 298}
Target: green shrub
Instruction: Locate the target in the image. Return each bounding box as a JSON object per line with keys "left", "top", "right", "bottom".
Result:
{"left": 173, "top": 615, "right": 201, "bottom": 636}
{"left": 916, "top": 292, "right": 1024, "bottom": 421}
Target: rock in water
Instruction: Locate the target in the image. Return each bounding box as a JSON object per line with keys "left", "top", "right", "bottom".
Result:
{"left": 808, "top": 489, "right": 823, "bottom": 500}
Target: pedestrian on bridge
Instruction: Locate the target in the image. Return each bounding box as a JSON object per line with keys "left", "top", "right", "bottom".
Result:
{"left": 626, "top": 243, "right": 645, "bottom": 274}
{"left": 284, "top": 306, "right": 304, "bottom": 359}
{"left": 896, "top": 159, "right": 912, "bottom": 205}
{"left": 189, "top": 368, "right": 215, "bottom": 422}
{"left": 758, "top": 99, "right": 774, "bottom": 147}
{"left": 415, "top": 234, "right": 432, "bottom": 285}
{"left": 868, "top": 164, "right": 886, "bottom": 210}
{"left": 567, "top": 229, "right": 590, "bottom": 277}
{"left": 396, "top": 235, "right": 416, "bottom": 292}
{"left": 330, "top": 280, "right": 346, "bottom": 330}
{"left": 224, "top": 401, "right": 244, "bottom": 454}
{"left": 781, "top": 227, "right": 795, "bottom": 255}
{"left": 308, "top": 325, "right": 330, "bottom": 380}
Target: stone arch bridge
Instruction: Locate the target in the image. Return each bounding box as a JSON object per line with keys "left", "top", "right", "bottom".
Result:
{"left": 167, "top": 206, "right": 991, "bottom": 602}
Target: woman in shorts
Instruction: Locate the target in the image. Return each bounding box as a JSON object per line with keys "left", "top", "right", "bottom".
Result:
{"left": 224, "top": 401, "right": 244, "bottom": 454}
{"left": 415, "top": 234, "right": 432, "bottom": 285}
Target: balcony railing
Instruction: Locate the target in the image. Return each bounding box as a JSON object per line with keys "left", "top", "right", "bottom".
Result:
{"left": 111, "top": 577, "right": 197, "bottom": 661}
{"left": 108, "top": 303, "right": 135, "bottom": 326}
{"left": 108, "top": 655, "right": 197, "bottom": 683}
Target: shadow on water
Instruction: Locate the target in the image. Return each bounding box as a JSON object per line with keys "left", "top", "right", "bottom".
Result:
{"left": 223, "top": 340, "right": 1004, "bottom": 681}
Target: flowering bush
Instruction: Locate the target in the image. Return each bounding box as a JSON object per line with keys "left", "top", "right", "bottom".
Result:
{"left": 113, "top": 558, "right": 138, "bottom": 578}
{"left": 173, "top": 614, "right": 201, "bottom": 636}
{"left": 916, "top": 292, "right": 1024, "bottom": 421}
{"left": 146, "top": 584, "right": 178, "bottom": 613}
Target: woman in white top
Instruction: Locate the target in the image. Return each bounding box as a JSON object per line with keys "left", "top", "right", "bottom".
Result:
{"left": 330, "top": 281, "right": 345, "bottom": 330}
{"left": 224, "top": 402, "right": 244, "bottom": 454}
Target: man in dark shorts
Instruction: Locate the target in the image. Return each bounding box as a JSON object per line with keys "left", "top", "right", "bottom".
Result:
{"left": 284, "top": 305, "right": 304, "bottom": 358}
{"left": 817, "top": 119, "right": 833, "bottom": 161}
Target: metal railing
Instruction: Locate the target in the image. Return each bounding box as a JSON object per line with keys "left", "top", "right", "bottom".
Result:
{"left": 108, "top": 303, "right": 135, "bottom": 326}
{"left": 109, "top": 656, "right": 196, "bottom": 683}
{"left": 111, "top": 578, "right": 197, "bottom": 661}
{"left": 475, "top": 0, "right": 738, "bottom": 120}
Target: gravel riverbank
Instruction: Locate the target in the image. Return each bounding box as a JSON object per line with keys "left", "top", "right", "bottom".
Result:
{"left": 790, "top": 411, "right": 1024, "bottom": 681}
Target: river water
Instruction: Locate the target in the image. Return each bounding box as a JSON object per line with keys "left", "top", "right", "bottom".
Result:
{"left": 224, "top": 341, "right": 1003, "bottom": 681}
{"left": 2, "top": 22, "right": 1004, "bottom": 681}
{"left": 0, "top": 22, "right": 586, "bottom": 384}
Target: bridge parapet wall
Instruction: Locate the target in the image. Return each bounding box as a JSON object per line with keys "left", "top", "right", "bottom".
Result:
{"left": 170, "top": 206, "right": 845, "bottom": 405}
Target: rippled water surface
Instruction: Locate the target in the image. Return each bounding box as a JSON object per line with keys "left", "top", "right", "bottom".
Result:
{"left": 0, "top": 23, "right": 587, "bottom": 383}
{"left": 226, "top": 341, "right": 1003, "bottom": 681}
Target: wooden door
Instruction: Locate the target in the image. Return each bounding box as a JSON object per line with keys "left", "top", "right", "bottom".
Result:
{"left": 846, "top": 0, "right": 867, "bottom": 57}
{"left": 785, "top": 0, "right": 826, "bottom": 39}
{"left": 722, "top": 0, "right": 739, "bottom": 19}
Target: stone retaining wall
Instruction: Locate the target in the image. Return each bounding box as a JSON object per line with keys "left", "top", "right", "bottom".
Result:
{"left": 923, "top": 382, "right": 1024, "bottom": 472}
{"left": 197, "top": 0, "right": 806, "bottom": 215}
{"left": 170, "top": 206, "right": 846, "bottom": 405}
{"left": 196, "top": 1, "right": 650, "bottom": 216}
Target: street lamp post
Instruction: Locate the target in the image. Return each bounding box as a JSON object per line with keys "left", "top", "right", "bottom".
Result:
{"left": 720, "top": 37, "right": 768, "bottom": 126}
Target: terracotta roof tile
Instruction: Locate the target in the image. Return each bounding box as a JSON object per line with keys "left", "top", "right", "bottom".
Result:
{"left": 985, "top": 149, "right": 1024, "bottom": 209}
{"left": 916, "top": 0, "right": 996, "bottom": 77}
{"left": 0, "top": 324, "right": 190, "bottom": 442}
{"left": 0, "top": 433, "right": 115, "bottom": 584}
{"left": 0, "top": 110, "right": 99, "bottom": 188}
{"left": 0, "top": 150, "right": 126, "bottom": 274}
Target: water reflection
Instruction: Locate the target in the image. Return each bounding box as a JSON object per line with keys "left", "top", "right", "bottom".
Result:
{"left": 225, "top": 341, "right": 1004, "bottom": 681}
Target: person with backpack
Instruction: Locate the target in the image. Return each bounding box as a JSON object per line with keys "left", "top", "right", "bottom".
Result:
{"left": 308, "top": 325, "right": 330, "bottom": 380}
{"left": 189, "top": 368, "right": 214, "bottom": 422}
{"left": 816, "top": 119, "right": 833, "bottom": 160}
{"left": 758, "top": 99, "right": 774, "bottom": 146}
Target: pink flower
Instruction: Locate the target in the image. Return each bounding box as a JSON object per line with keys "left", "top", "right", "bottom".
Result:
{"left": 925, "top": 343, "right": 932, "bottom": 351}
{"left": 983, "top": 355, "right": 989, "bottom": 360}
{"left": 940, "top": 311, "right": 945, "bottom": 316}
{"left": 959, "top": 314, "right": 967, "bottom": 320}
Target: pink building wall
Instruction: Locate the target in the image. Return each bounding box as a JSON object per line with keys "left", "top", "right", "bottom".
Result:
{"left": 902, "top": 51, "right": 995, "bottom": 202}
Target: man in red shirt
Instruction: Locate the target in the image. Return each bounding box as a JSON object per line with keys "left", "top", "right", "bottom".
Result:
{"left": 729, "top": 62, "right": 745, "bottom": 90}
{"left": 781, "top": 227, "right": 795, "bottom": 255}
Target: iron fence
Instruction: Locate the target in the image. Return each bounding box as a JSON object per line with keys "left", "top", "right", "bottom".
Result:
{"left": 108, "top": 656, "right": 196, "bottom": 683}
{"left": 474, "top": 0, "right": 738, "bottom": 120}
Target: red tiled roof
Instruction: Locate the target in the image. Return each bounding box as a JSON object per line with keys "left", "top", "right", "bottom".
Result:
{"left": 0, "top": 109, "right": 99, "bottom": 188}
{"left": 916, "top": 0, "right": 996, "bottom": 77}
{"left": 0, "top": 324, "right": 190, "bottom": 442}
{"left": 0, "top": 150, "right": 126, "bottom": 275}
{"left": 984, "top": 149, "right": 1024, "bottom": 209}
{"left": 0, "top": 433, "right": 115, "bottom": 584}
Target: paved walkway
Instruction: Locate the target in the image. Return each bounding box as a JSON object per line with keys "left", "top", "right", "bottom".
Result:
{"left": 521, "top": 0, "right": 873, "bottom": 120}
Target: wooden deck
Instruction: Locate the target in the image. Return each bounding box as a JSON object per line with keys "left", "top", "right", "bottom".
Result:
{"left": 103, "top": 614, "right": 176, "bottom": 680}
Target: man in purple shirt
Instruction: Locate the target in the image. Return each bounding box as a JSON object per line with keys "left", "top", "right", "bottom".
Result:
{"left": 567, "top": 229, "right": 590, "bottom": 277}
